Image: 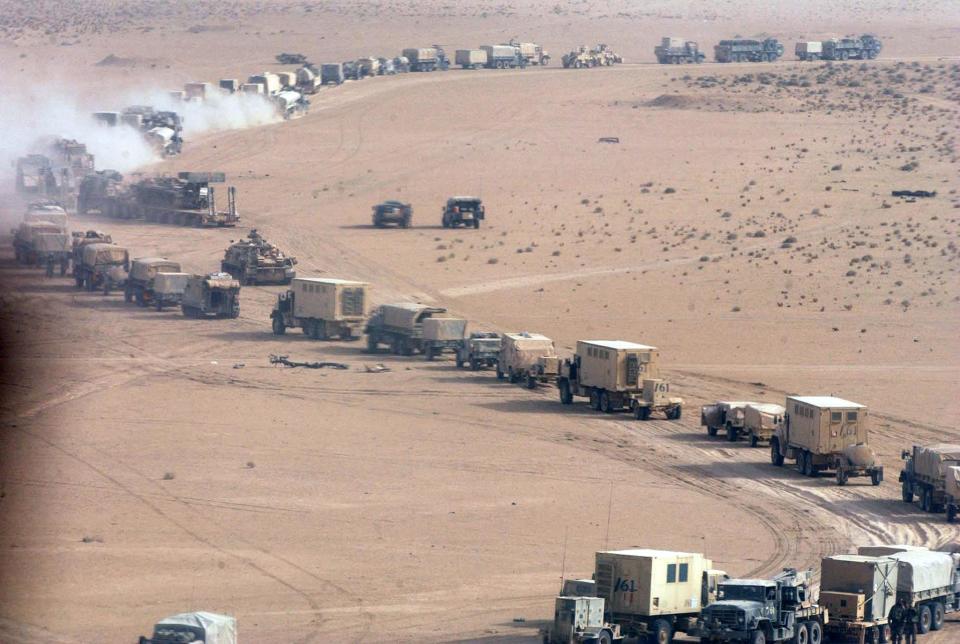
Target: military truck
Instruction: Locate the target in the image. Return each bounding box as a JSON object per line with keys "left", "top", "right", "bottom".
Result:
{"left": 23, "top": 201, "right": 68, "bottom": 227}
{"left": 152, "top": 272, "right": 189, "bottom": 311}
{"left": 181, "top": 273, "right": 240, "bottom": 318}
{"left": 654, "top": 37, "right": 705, "bottom": 64}
{"left": 558, "top": 341, "right": 682, "bottom": 420}
{"left": 364, "top": 303, "right": 447, "bottom": 355}
{"left": 818, "top": 554, "right": 897, "bottom": 644}
{"left": 822, "top": 35, "right": 882, "bottom": 61}
{"left": 35, "top": 232, "right": 72, "bottom": 276}
{"left": 497, "top": 332, "right": 557, "bottom": 385}
{"left": 101, "top": 172, "right": 239, "bottom": 227}
{"left": 455, "top": 332, "right": 501, "bottom": 370}
{"left": 945, "top": 467, "right": 960, "bottom": 523}
{"left": 372, "top": 201, "right": 412, "bottom": 228}
{"left": 690, "top": 568, "right": 826, "bottom": 644}
{"left": 321, "top": 63, "right": 345, "bottom": 85}
{"left": 125, "top": 257, "right": 181, "bottom": 306}
{"left": 393, "top": 56, "right": 411, "bottom": 73}
{"left": 714, "top": 38, "right": 784, "bottom": 63}
{"left": 880, "top": 549, "right": 960, "bottom": 634}
{"left": 481, "top": 45, "right": 524, "bottom": 69}
{"left": 221, "top": 229, "right": 296, "bottom": 285}
{"left": 898, "top": 444, "right": 960, "bottom": 513}
{"left": 594, "top": 549, "right": 728, "bottom": 644}
{"left": 511, "top": 40, "right": 550, "bottom": 66}
{"left": 13, "top": 221, "right": 66, "bottom": 266}
{"left": 402, "top": 47, "right": 449, "bottom": 72}
{"left": 442, "top": 196, "right": 485, "bottom": 228}
{"left": 795, "top": 41, "right": 823, "bottom": 61}
{"left": 743, "top": 403, "right": 784, "bottom": 448}
{"left": 770, "top": 396, "right": 883, "bottom": 485}
{"left": 562, "top": 45, "right": 619, "bottom": 69}
{"left": 701, "top": 401, "right": 754, "bottom": 441}
{"left": 138, "top": 611, "right": 236, "bottom": 644}
{"left": 15, "top": 154, "right": 54, "bottom": 194}
{"left": 455, "top": 49, "right": 488, "bottom": 70}
{"left": 76, "top": 243, "right": 129, "bottom": 293}
{"left": 422, "top": 317, "right": 468, "bottom": 360}
{"left": 271, "top": 277, "right": 367, "bottom": 340}
{"left": 545, "top": 595, "right": 623, "bottom": 644}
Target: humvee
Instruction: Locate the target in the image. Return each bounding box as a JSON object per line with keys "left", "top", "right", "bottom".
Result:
{"left": 456, "top": 332, "right": 501, "bottom": 370}
{"left": 372, "top": 201, "right": 412, "bottom": 228}
{"left": 181, "top": 273, "right": 241, "bottom": 318}
{"left": 442, "top": 196, "right": 484, "bottom": 229}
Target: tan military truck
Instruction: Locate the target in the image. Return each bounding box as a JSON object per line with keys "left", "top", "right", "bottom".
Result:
{"left": 497, "top": 332, "right": 557, "bottom": 385}
{"left": 153, "top": 272, "right": 189, "bottom": 311}
{"left": 898, "top": 444, "right": 960, "bottom": 514}
{"left": 34, "top": 231, "right": 72, "bottom": 276}
{"left": 558, "top": 341, "right": 682, "bottom": 420}
{"left": 422, "top": 317, "right": 467, "bottom": 360}
{"left": 945, "top": 467, "right": 960, "bottom": 523}
{"left": 13, "top": 221, "right": 65, "bottom": 266}
{"left": 76, "top": 243, "right": 129, "bottom": 293}
{"left": 181, "top": 273, "right": 240, "bottom": 318}
{"left": 818, "top": 554, "right": 897, "bottom": 644}
{"left": 125, "top": 257, "right": 181, "bottom": 306}
{"left": 770, "top": 396, "right": 883, "bottom": 485}
{"left": 595, "top": 549, "right": 727, "bottom": 643}
{"left": 743, "top": 403, "right": 785, "bottom": 447}
{"left": 23, "top": 201, "right": 68, "bottom": 228}
{"left": 271, "top": 277, "right": 367, "bottom": 340}
{"left": 701, "top": 401, "right": 754, "bottom": 441}
{"left": 364, "top": 302, "right": 447, "bottom": 355}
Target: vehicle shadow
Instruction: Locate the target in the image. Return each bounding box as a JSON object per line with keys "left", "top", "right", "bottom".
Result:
{"left": 475, "top": 398, "right": 634, "bottom": 419}
{"left": 19, "top": 281, "right": 82, "bottom": 293}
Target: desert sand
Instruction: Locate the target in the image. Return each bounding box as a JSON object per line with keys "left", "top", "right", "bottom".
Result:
{"left": 0, "top": 1, "right": 958, "bottom": 642}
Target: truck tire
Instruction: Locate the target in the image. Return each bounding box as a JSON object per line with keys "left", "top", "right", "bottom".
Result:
{"left": 901, "top": 482, "right": 913, "bottom": 503}
{"left": 707, "top": 425, "right": 718, "bottom": 437}
{"left": 596, "top": 631, "right": 612, "bottom": 644}
{"left": 425, "top": 345, "right": 435, "bottom": 361}
{"left": 879, "top": 624, "right": 890, "bottom": 643}
{"left": 836, "top": 467, "right": 848, "bottom": 486}
{"left": 472, "top": 218, "right": 480, "bottom": 229}
{"left": 750, "top": 433, "right": 759, "bottom": 448}
{"left": 155, "top": 300, "right": 164, "bottom": 312}
{"left": 726, "top": 424, "right": 737, "bottom": 442}
{"left": 496, "top": 365, "right": 505, "bottom": 380}
{"left": 272, "top": 316, "right": 286, "bottom": 335}
{"left": 470, "top": 359, "right": 480, "bottom": 371}
{"left": 634, "top": 404, "right": 651, "bottom": 421}
{"left": 793, "top": 621, "right": 809, "bottom": 644}
{"left": 124, "top": 288, "right": 133, "bottom": 303}
{"left": 589, "top": 389, "right": 601, "bottom": 411}
{"left": 807, "top": 621, "right": 822, "bottom": 644}
{"left": 750, "top": 630, "right": 765, "bottom": 644}
{"left": 401, "top": 215, "right": 411, "bottom": 229}
{"left": 796, "top": 450, "right": 807, "bottom": 475}
{"left": 948, "top": 505, "right": 957, "bottom": 523}
{"left": 865, "top": 627, "right": 878, "bottom": 644}
{"left": 651, "top": 619, "right": 672, "bottom": 644}
{"left": 599, "top": 390, "right": 613, "bottom": 413}
{"left": 931, "top": 601, "right": 944, "bottom": 630}
{"left": 870, "top": 469, "right": 882, "bottom": 486}
{"left": 508, "top": 368, "right": 520, "bottom": 384}
{"left": 526, "top": 373, "right": 537, "bottom": 390}
{"left": 366, "top": 335, "right": 378, "bottom": 353}
{"left": 771, "top": 439, "right": 784, "bottom": 466}
{"left": 135, "top": 290, "right": 145, "bottom": 307}
{"left": 921, "top": 488, "right": 933, "bottom": 512}
{"left": 455, "top": 355, "right": 464, "bottom": 368}
{"left": 667, "top": 405, "right": 682, "bottom": 420}
{"left": 918, "top": 604, "right": 931, "bottom": 634}
{"left": 559, "top": 380, "right": 573, "bottom": 405}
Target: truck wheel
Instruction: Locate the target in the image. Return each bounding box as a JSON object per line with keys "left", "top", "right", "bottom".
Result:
{"left": 901, "top": 482, "right": 913, "bottom": 503}
{"left": 559, "top": 380, "right": 573, "bottom": 405}
{"left": 75, "top": 276, "right": 84, "bottom": 289}
{"left": 599, "top": 390, "right": 613, "bottom": 413}
{"left": 596, "top": 631, "right": 612, "bottom": 644}
{"left": 870, "top": 469, "right": 882, "bottom": 486}
{"left": 366, "top": 335, "right": 378, "bottom": 353}
{"left": 948, "top": 505, "right": 957, "bottom": 523}
{"left": 836, "top": 468, "right": 848, "bottom": 486}
{"left": 707, "top": 425, "right": 718, "bottom": 437}
{"left": 769, "top": 439, "right": 783, "bottom": 466}
{"left": 750, "top": 630, "right": 765, "bottom": 644}
{"left": 931, "top": 601, "right": 944, "bottom": 630}
{"left": 508, "top": 368, "right": 520, "bottom": 384}
{"left": 124, "top": 288, "right": 133, "bottom": 303}
{"left": 155, "top": 300, "right": 163, "bottom": 312}
{"left": 651, "top": 618, "right": 672, "bottom": 644}
{"left": 272, "top": 316, "right": 286, "bottom": 335}
{"left": 455, "top": 355, "right": 464, "bottom": 368}
{"left": 470, "top": 359, "right": 480, "bottom": 371}
{"left": 401, "top": 216, "right": 411, "bottom": 229}
{"left": 634, "top": 405, "right": 651, "bottom": 421}
{"left": 726, "top": 424, "right": 737, "bottom": 442}
{"left": 526, "top": 373, "right": 537, "bottom": 390}
{"left": 589, "top": 389, "right": 601, "bottom": 411}
{"left": 668, "top": 405, "right": 682, "bottom": 420}
{"left": 472, "top": 218, "right": 480, "bottom": 229}
{"left": 918, "top": 603, "right": 932, "bottom": 634}
{"left": 796, "top": 450, "right": 807, "bottom": 475}
{"left": 425, "top": 345, "right": 435, "bottom": 361}
{"left": 496, "top": 365, "right": 505, "bottom": 380}
{"left": 921, "top": 488, "right": 933, "bottom": 512}
{"left": 793, "top": 620, "right": 809, "bottom": 644}
{"left": 135, "top": 290, "right": 145, "bottom": 307}
{"left": 750, "top": 433, "right": 759, "bottom": 448}
{"left": 864, "top": 627, "right": 878, "bottom": 644}
{"left": 807, "top": 621, "right": 822, "bottom": 644}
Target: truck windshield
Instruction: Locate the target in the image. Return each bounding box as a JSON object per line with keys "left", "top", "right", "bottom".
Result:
{"left": 718, "top": 585, "right": 766, "bottom": 601}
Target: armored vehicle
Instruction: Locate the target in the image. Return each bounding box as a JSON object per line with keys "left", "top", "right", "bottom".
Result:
{"left": 822, "top": 35, "right": 881, "bottom": 61}
{"left": 76, "top": 243, "right": 129, "bottom": 293}
{"left": 714, "top": 38, "right": 784, "bottom": 63}
{"left": 181, "top": 273, "right": 240, "bottom": 318}
{"left": 770, "top": 396, "right": 883, "bottom": 485}
{"left": 899, "top": 444, "right": 960, "bottom": 514}
{"left": 743, "top": 403, "right": 784, "bottom": 447}
{"left": 276, "top": 52, "right": 308, "bottom": 65}
{"left": 691, "top": 568, "right": 826, "bottom": 644}
{"left": 795, "top": 41, "right": 823, "bottom": 61}
{"left": 701, "top": 401, "right": 754, "bottom": 441}
{"left": 818, "top": 554, "right": 897, "bottom": 644}
{"left": 442, "top": 196, "right": 485, "bottom": 229}
{"left": 372, "top": 200, "right": 412, "bottom": 228}
{"left": 546, "top": 595, "right": 623, "bottom": 644}
{"left": 125, "top": 257, "right": 181, "bottom": 306}
{"left": 456, "top": 332, "right": 501, "bottom": 370}
{"left": 138, "top": 611, "right": 236, "bottom": 644}
{"left": 481, "top": 45, "right": 524, "bottom": 69}
{"left": 654, "top": 37, "right": 705, "bottom": 64}
{"left": 153, "top": 272, "right": 189, "bottom": 311}
{"left": 595, "top": 549, "right": 727, "bottom": 643}
{"left": 13, "top": 221, "right": 66, "bottom": 266}
{"left": 221, "top": 229, "right": 296, "bottom": 285}
{"left": 497, "top": 332, "right": 557, "bottom": 385}
{"left": 558, "top": 341, "right": 682, "bottom": 420}
{"left": 511, "top": 40, "right": 549, "bottom": 65}
{"left": 321, "top": 63, "right": 345, "bottom": 85}
{"left": 422, "top": 317, "right": 468, "bottom": 360}
{"left": 455, "top": 49, "right": 488, "bottom": 70}
{"left": 364, "top": 303, "right": 448, "bottom": 355}
{"left": 271, "top": 277, "right": 367, "bottom": 340}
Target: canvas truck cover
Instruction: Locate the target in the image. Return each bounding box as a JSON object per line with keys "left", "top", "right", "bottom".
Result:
{"left": 155, "top": 611, "right": 236, "bottom": 644}
{"left": 945, "top": 466, "right": 960, "bottom": 500}
{"left": 292, "top": 278, "right": 367, "bottom": 321}
{"left": 34, "top": 232, "right": 70, "bottom": 253}
{"left": 380, "top": 303, "right": 445, "bottom": 329}
{"left": 24, "top": 210, "right": 68, "bottom": 228}
{"left": 502, "top": 333, "right": 557, "bottom": 370}
{"left": 204, "top": 272, "right": 241, "bottom": 290}
{"left": 595, "top": 549, "right": 713, "bottom": 617}
{"left": 130, "top": 258, "right": 181, "bottom": 281}
{"left": 403, "top": 48, "right": 437, "bottom": 62}
{"left": 82, "top": 243, "right": 128, "bottom": 265}
{"left": 154, "top": 272, "right": 190, "bottom": 295}
{"left": 913, "top": 444, "right": 960, "bottom": 479}
{"left": 819, "top": 555, "right": 898, "bottom": 621}
{"left": 482, "top": 45, "right": 516, "bottom": 59}
{"left": 888, "top": 550, "right": 955, "bottom": 593}
{"left": 20, "top": 221, "right": 64, "bottom": 241}
{"left": 423, "top": 317, "right": 467, "bottom": 341}
{"left": 857, "top": 545, "right": 929, "bottom": 557}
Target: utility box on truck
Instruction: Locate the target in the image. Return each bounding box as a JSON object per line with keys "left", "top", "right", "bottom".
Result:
{"left": 497, "top": 332, "right": 557, "bottom": 384}
{"left": 771, "top": 396, "right": 882, "bottom": 485}
{"left": 272, "top": 277, "right": 368, "bottom": 340}
{"left": 819, "top": 554, "right": 898, "bottom": 643}
{"left": 595, "top": 549, "right": 727, "bottom": 641}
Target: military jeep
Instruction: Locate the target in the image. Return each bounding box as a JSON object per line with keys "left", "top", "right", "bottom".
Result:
{"left": 372, "top": 200, "right": 412, "bottom": 228}
{"left": 442, "top": 196, "right": 484, "bottom": 229}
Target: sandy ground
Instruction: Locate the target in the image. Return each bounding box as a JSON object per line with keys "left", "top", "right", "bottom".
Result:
{"left": 1, "top": 1, "right": 959, "bottom": 642}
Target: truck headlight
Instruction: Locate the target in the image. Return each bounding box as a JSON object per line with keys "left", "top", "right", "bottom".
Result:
{"left": 738, "top": 615, "right": 745, "bottom": 624}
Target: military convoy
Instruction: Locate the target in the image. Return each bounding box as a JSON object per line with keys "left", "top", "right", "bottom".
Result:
{"left": 770, "top": 396, "right": 882, "bottom": 486}
{"left": 272, "top": 277, "right": 367, "bottom": 340}
{"left": 372, "top": 201, "right": 412, "bottom": 228}
{"left": 654, "top": 37, "right": 705, "bottom": 64}
{"left": 899, "top": 444, "right": 960, "bottom": 519}
{"left": 181, "top": 273, "right": 240, "bottom": 318}
{"left": 220, "top": 229, "right": 296, "bottom": 285}
{"left": 559, "top": 341, "right": 683, "bottom": 420}
{"left": 441, "top": 196, "right": 485, "bottom": 228}
{"left": 714, "top": 38, "right": 784, "bottom": 63}
{"left": 125, "top": 258, "right": 181, "bottom": 306}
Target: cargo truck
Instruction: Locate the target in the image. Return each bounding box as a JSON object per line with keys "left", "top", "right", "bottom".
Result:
{"left": 497, "top": 332, "right": 557, "bottom": 385}
{"left": 822, "top": 35, "right": 882, "bottom": 61}
{"left": 701, "top": 401, "right": 754, "bottom": 441}
{"left": 455, "top": 49, "right": 488, "bottom": 70}
{"left": 818, "top": 554, "right": 897, "bottom": 644}
{"left": 898, "top": 444, "right": 960, "bottom": 513}
{"left": 364, "top": 303, "right": 448, "bottom": 355}
{"left": 422, "top": 317, "right": 467, "bottom": 360}
{"left": 945, "top": 467, "right": 960, "bottom": 523}
{"left": 714, "top": 38, "right": 784, "bottom": 63}
{"left": 271, "top": 277, "right": 367, "bottom": 340}
{"left": 481, "top": 44, "right": 523, "bottom": 69}
{"left": 558, "top": 341, "right": 683, "bottom": 420}
{"left": 125, "top": 257, "right": 181, "bottom": 306}
{"left": 152, "top": 272, "right": 189, "bottom": 311}
{"left": 743, "top": 403, "right": 784, "bottom": 447}
{"left": 690, "top": 568, "right": 826, "bottom": 644}
{"left": 795, "top": 41, "right": 823, "bottom": 61}
{"left": 882, "top": 549, "right": 959, "bottom": 634}
{"left": 138, "top": 611, "right": 235, "bottom": 644}
{"left": 76, "top": 243, "right": 129, "bottom": 293}
{"left": 770, "top": 396, "right": 883, "bottom": 485}
{"left": 654, "top": 37, "right": 705, "bottom": 64}
{"left": 511, "top": 40, "right": 550, "bottom": 65}
{"left": 595, "top": 549, "right": 727, "bottom": 644}
{"left": 455, "top": 332, "right": 501, "bottom": 370}
{"left": 13, "top": 221, "right": 66, "bottom": 266}
{"left": 402, "top": 47, "right": 449, "bottom": 72}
